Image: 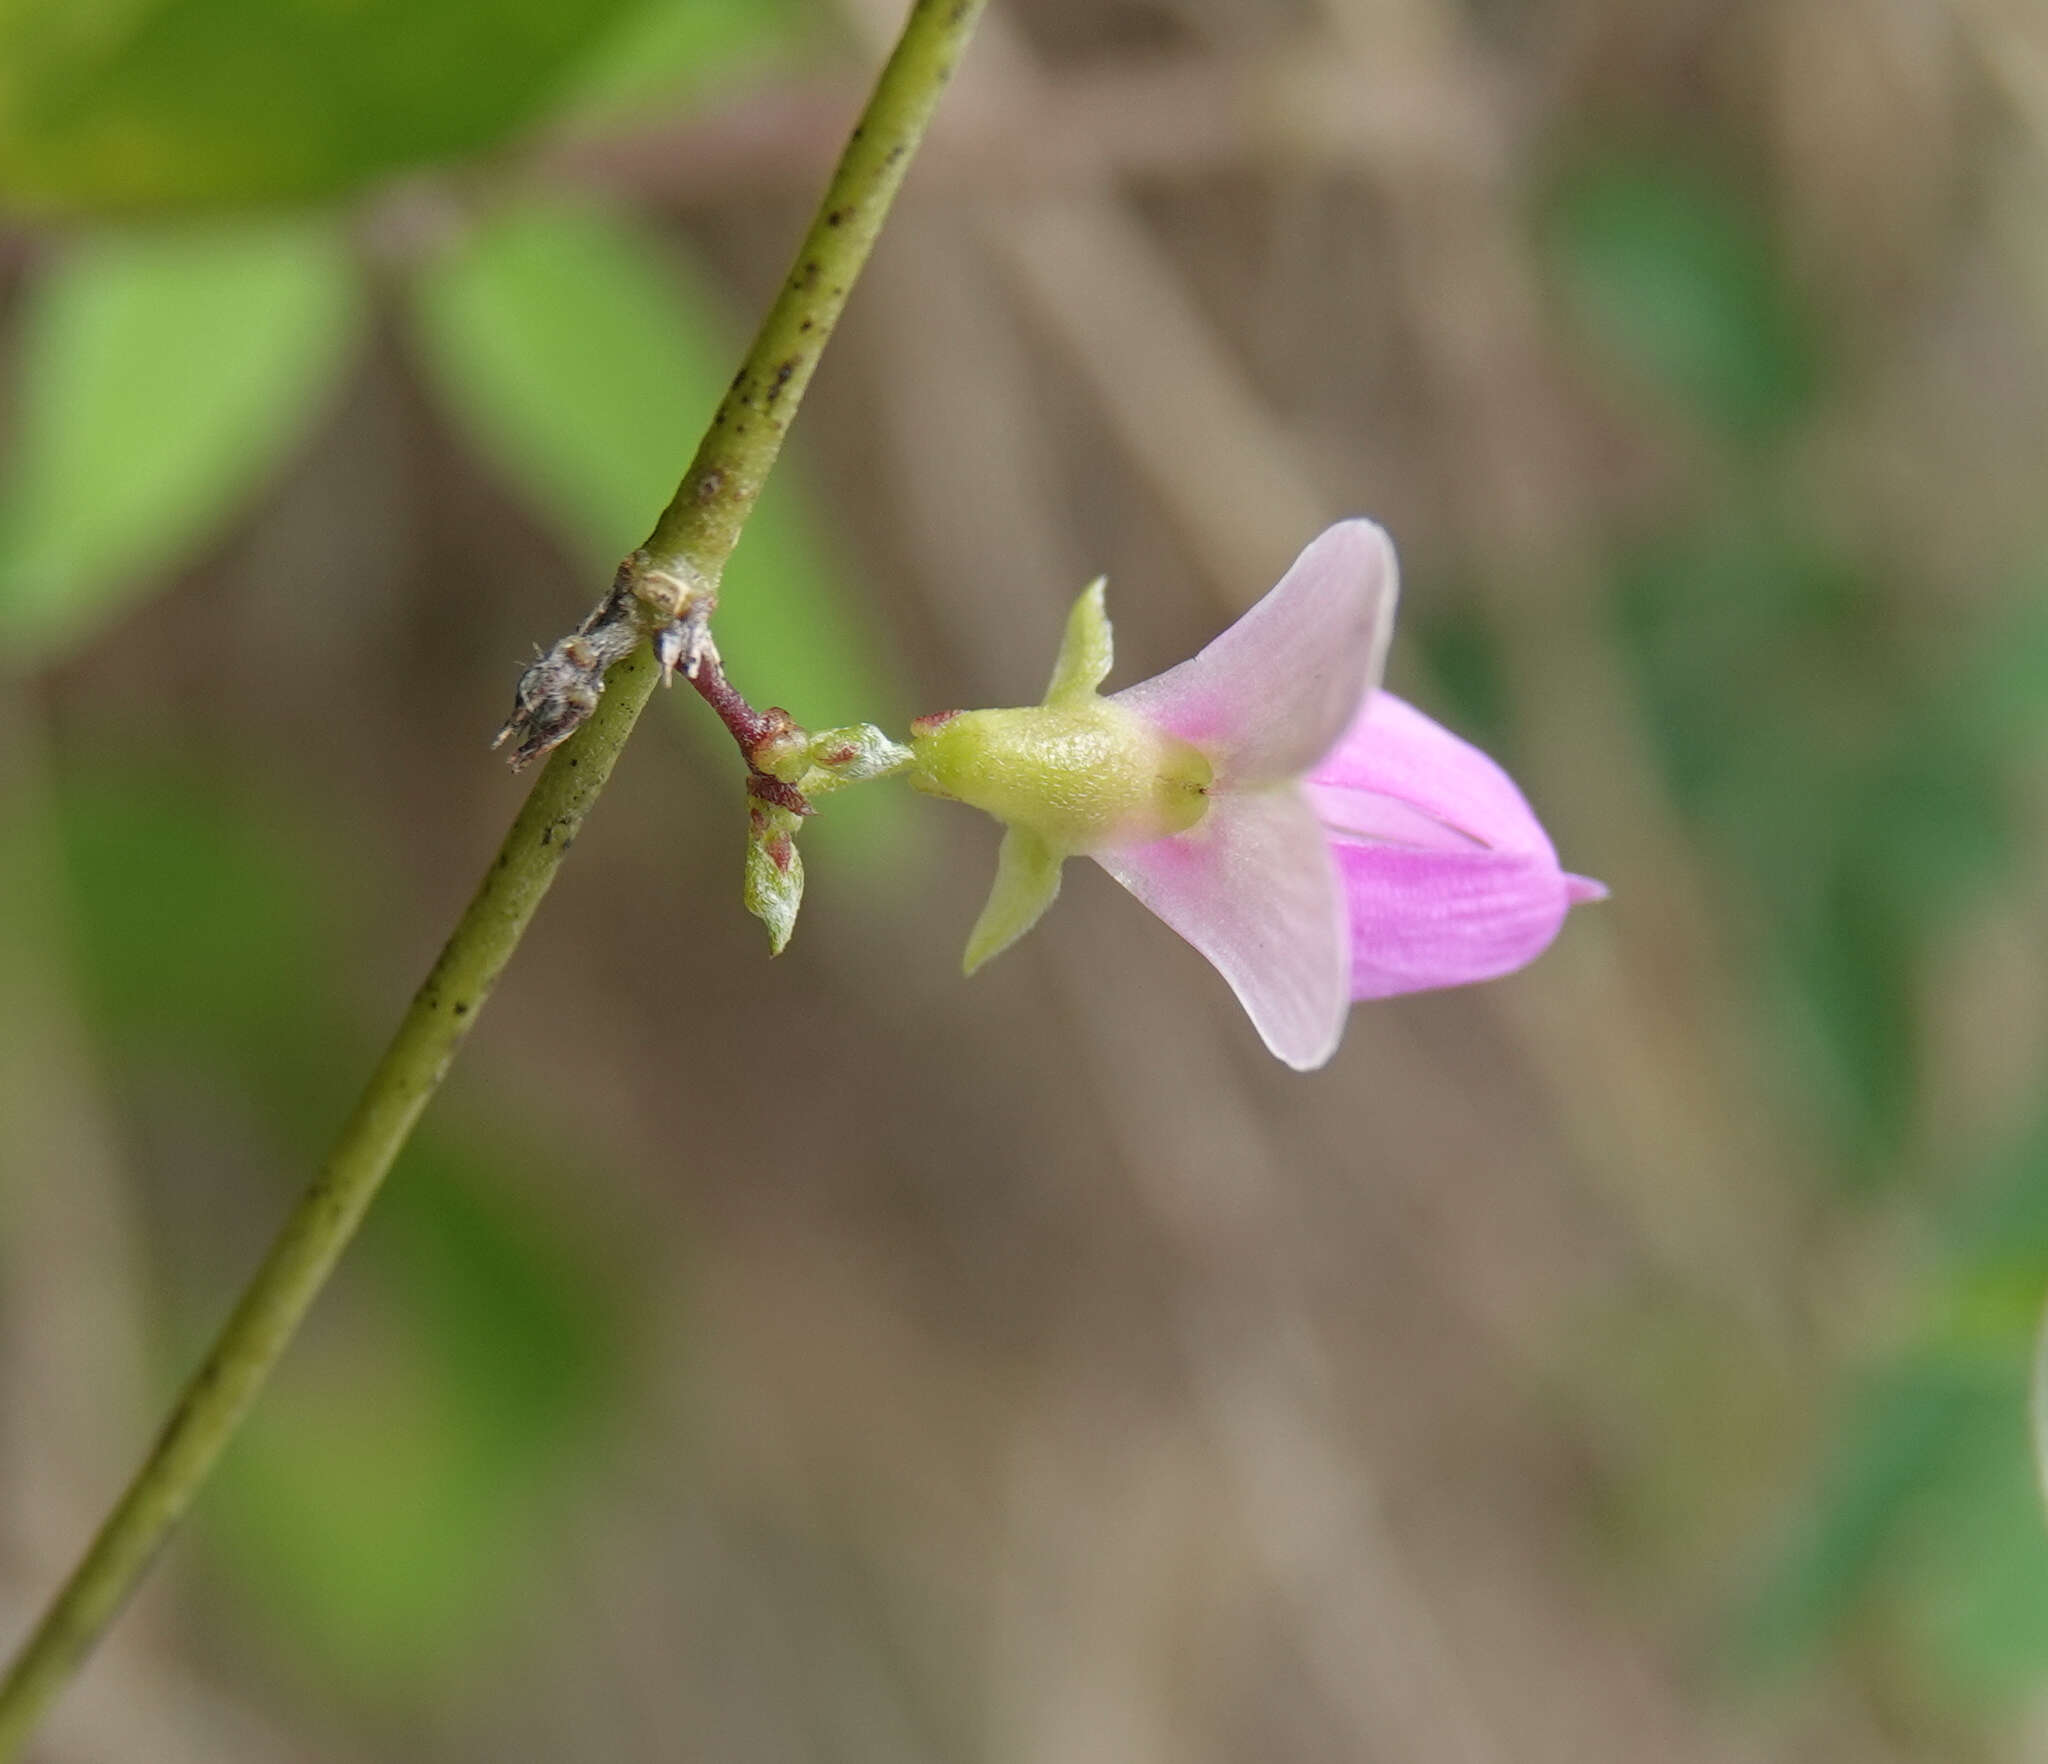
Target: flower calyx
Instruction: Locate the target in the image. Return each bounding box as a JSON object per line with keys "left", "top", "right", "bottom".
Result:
{"left": 907, "top": 578, "right": 1214, "bottom": 975}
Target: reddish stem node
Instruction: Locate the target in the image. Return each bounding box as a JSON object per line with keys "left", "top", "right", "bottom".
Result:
{"left": 693, "top": 653, "right": 813, "bottom": 812}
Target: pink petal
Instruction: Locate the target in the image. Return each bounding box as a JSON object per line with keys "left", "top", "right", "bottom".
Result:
{"left": 1303, "top": 692, "right": 1604, "bottom": 999}
{"left": 1113, "top": 520, "right": 1397, "bottom": 787}
{"left": 1306, "top": 692, "right": 1552, "bottom": 857}
{"left": 1093, "top": 787, "right": 1350, "bottom": 1071}
{"left": 1330, "top": 843, "right": 1594, "bottom": 999}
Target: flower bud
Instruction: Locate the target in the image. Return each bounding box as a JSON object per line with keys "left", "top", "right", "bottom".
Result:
{"left": 804, "top": 724, "right": 915, "bottom": 790}
{"left": 743, "top": 802, "right": 805, "bottom": 956}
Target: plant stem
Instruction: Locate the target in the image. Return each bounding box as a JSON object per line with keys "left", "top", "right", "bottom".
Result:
{"left": 0, "top": 1, "right": 987, "bottom": 1752}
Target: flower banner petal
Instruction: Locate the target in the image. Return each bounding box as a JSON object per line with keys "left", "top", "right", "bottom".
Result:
{"left": 1094, "top": 787, "right": 1350, "bottom": 1070}
{"left": 1113, "top": 520, "right": 1397, "bottom": 786}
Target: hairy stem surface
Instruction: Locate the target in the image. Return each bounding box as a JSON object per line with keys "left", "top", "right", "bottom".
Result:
{"left": 0, "top": 2, "right": 987, "bottom": 1752}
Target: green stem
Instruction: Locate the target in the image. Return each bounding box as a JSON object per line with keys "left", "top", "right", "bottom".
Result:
{"left": 0, "top": 1, "right": 986, "bottom": 1753}
{"left": 641, "top": 5, "right": 962, "bottom": 577}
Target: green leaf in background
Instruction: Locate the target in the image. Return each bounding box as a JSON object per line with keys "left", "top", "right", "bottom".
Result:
{"left": 410, "top": 196, "right": 912, "bottom": 870}
{"left": 54, "top": 756, "right": 382, "bottom": 1135}
{"left": 1406, "top": 597, "right": 1510, "bottom": 754}
{"left": 52, "top": 756, "right": 627, "bottom": 1701}
{"left": 205, "top": 1132, "right": 623, "bottom": 1703}
{"left": 0, "top": 0, "right": 646, "bottom": 212}
{"left": 1611, "top": 510, "right": 1929, "bottom": 1172}
{"left": 56, "top": 765, "right": 331, "bottom": 1047}
{"left": 0, "top": 220, "right": 359, "bottom": 664}
{"left": 1548, "top": 155, "right": 1818, "bottom": 444}
{"left": 1929, "top": 552, "right": 2048, "bottom": 754}
{"left": 556, "top": 0, "right": 809, "bottom": 128}
{"left": 1950, "top": 1108, "right": 2048, "bottom": 1283}
{"left": 1736, "top": 1098, "right": 2048, "bottom": 1704}
{"left": 1732, "top": 1355, "right": 2001, "bottom": 1679}
{"left": 1894, "top": 1402, "right": 2048, "bottom": 1706}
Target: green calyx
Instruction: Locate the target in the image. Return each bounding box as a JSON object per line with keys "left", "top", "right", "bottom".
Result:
{"left": 909, "top": 702, "right": 1211, "bottom": 849}
{"left": 907, "top": 578, "right": 1213, "bottom": 973}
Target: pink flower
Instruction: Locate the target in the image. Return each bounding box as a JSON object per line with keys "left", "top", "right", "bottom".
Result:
{"left": 909, "top": 521, "right": 1603, "bottom": 1070}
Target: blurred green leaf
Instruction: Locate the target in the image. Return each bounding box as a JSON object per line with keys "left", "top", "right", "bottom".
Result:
{"left": 410, "top": 200, "right": 708, "bottom": 582}
{"left": 1612, "top": 503, "right": 2028, "bottom": 1178}
{"left": 410, "top": 196, "right": 910, "bottom": 867}
{"left": 1738, "top": 1098, "right": 2048, "bottom": 1701}
{"left": 207, "top": 1133, "right": 623, "bottom": 1702}
{"left": 0, "top": 220, "right": 359, "bottom": 663}
{"left": 557, "top": 0, "right": 808, "bottom": 126}
{"left": 54, "top": 754, "right": 629, "bottom": 1699}
{"left": 1615, "top": 512, "right": 1866, "bottom": 819}
{"left": 385, "top": 1133, "right": 615, "bottom": 1456}
{"left": 1550, "top": 156, "right": 1817, "bottom": 443}
{"left": 1941, "top": 1101, "right": 2048, "bottom": 1317}
{"left": 1845, "top": 732, "right": 2013, "bottom": 931}
{"left": 1932, "top": 555, "right": 2048, "bottom": 751}
{"left": 1613, "top": 511, "right": 1930, "bottom": 1170}
{"left": 1896, "top": 1410, "right": 2048, "bottom": 1704}
{"left": 0, "top": 0, "right": 644, "bottom": 211}
{"left": 53, "top": 759, "right": 378, "bottom": 1135}
{"left": 1405, "top": 598, "right": 1510, "bottom": 754}
{"left": 1733, "top": 1355, "right": 2001, "bottom": 1676}
{"left": 56, "top": 764, "right": 332, "bottom": 1049}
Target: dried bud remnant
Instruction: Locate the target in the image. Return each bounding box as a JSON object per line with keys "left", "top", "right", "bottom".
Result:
{"left": 496, "top": 553, "right": 719, "bottom": 768}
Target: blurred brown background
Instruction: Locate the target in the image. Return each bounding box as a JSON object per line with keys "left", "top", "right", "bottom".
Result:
{"left": 6, "top": 0, "right": 2048, "bottom": 1758}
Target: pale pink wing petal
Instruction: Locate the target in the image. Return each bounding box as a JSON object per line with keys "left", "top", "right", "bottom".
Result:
{"left": 1094, "top": 788, "right": 1350, "bottom": 1070}
{"left": 1304, "top": 692, "right": 1604, "bottom": 998}
{"left": 1113, "top": 520, "right": 1397, "bottom": 786}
